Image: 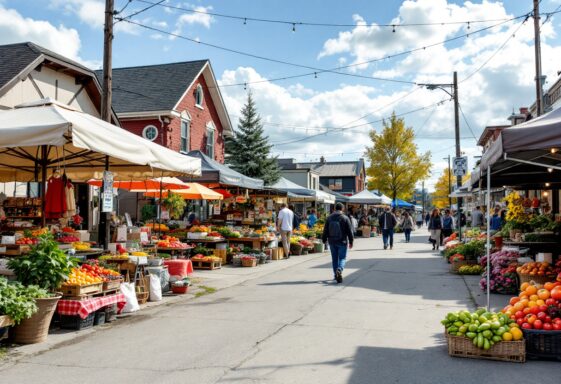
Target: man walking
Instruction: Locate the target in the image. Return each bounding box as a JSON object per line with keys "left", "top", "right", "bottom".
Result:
{"left": 277, "top": 203, "right": 294, "bottom": 259}
{"left": 471, "top": 206, "right": 484, "bottom": 228}
{"left": 379, "top": 206, "right": 397, "bottom": 250}
{"left": 322, "top": 203, "right": 354, "bottom": 283}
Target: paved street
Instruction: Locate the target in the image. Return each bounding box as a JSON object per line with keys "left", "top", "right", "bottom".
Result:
{"left": 1, "top": 232, "right": 559, "bottom": 384}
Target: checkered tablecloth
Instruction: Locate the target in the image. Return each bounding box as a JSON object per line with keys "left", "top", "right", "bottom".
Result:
{"left": 57, "top": 293, "right": 126, "bottom": 319}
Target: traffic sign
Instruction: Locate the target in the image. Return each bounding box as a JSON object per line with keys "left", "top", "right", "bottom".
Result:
{"left": 453, "top": 156, "right": 468, "bottom": 177}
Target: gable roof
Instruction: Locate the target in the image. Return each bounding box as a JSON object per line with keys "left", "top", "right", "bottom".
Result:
{"left": 0, "top": 42, "right": 94, "bottom": 97}
{"left": 97, "top": 60, "right": 233, "bottom": 135}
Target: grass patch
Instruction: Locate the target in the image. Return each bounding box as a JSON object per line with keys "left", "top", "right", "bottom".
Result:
{"left": 194, "top": 285, "right": 217, "bottom": 298}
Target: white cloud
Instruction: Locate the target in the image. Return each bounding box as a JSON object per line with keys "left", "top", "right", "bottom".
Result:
{"left": 175, "top": 5, "right": 214, "bottom": 29}
{"left": 0, "top": 5, "right": 83, "bottom": 62}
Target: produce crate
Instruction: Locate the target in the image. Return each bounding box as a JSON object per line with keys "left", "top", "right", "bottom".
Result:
{"left": 102, "top": 278, "right": 123, "bottom": 292}
{"left": 447, "top": 334, "right": 525, "bottom": 363}
{"left": 60, "top": 283, "right": 103, "bottom": 297}
{"left": 522, "top": 329, "right": 561, "bottom": 361}
{"left": 517, "top": 273, "right": 556, "bottom": 286}
{"left": 60, "top": 312, "right": 95, "bottom": 330}
{"left": 271, "top": 248, "right": 280, "bottom": 260}
{"left": 93, "top": 310, "right": 106, "bottom": 326}
{"left": 213, "top": 249, "right": 227, "bottom": 264}
{"left": 449, "top": 259, "right": 477, "bottom": 273}
{"left": 2, "top": 244, "right": 31, "bottom": 256}
{"left": 104, "top": 304, "right": 117, "bottom": 322}
{"left": 192, "top": 259, "right": 222, "bottom": 270}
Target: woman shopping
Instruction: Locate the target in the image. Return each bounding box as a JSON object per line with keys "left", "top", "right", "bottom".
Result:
{"left": 401, "top": 211, "right": 414, "bottom": 243}
{"left": 428, "top": 208, "right": 443, "bottom": 250}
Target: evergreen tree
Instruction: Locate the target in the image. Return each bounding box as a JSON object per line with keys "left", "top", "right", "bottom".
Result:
{"left": 225, "top": 93, "right": 280, "bottom": 185}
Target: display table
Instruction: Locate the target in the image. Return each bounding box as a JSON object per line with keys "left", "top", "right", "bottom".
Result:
{"left": 227, "top": 237, "right": 272, "bottom": 250}
{"left": 502, "top": 241, "right": 560, "bottom": 254}
{"left": 57, "top": 293, "right": 126, "bottom": 319}
{"left": 163, "top": 259, "right": 193, "bottom": 277}
{"left": 155, "top": 246, "right": 192, "bottom": 257}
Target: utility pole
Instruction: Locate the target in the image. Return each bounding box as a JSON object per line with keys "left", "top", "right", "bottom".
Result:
{"left": 533, "top": 0, "right": 544, "bottom": 116}
{"left": 99, "top": 0, "right": 114, "bottom": 249}
{"left": 422, "top": 180, "right": 425, "bottom": 215}
{"left": 444, "top": 155, "right": 452, "bottom": 208}
{"left": 453, "top": 71, "right": 463, "bottom": 240}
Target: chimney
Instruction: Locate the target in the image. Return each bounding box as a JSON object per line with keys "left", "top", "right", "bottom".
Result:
{"left": 320, "top": 156, "right": 326, "bottom": 164}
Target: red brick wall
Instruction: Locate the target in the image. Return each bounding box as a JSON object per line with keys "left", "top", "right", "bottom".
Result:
{"left": 119, "top": 71, "right": 226, "bottom": 163}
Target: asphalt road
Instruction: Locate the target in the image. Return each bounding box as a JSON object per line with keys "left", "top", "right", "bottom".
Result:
{"left": 1, "top": 231, "right": 559, "bottom": 384}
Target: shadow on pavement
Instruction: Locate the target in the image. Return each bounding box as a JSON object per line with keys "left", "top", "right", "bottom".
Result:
{"left": 260, "top": 280, "right": 335, "bottom": 286}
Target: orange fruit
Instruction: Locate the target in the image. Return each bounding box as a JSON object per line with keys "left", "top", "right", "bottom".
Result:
{"left": 520, "top": 282, "right": 530, "bottom": 291}
{"left": 513, "top": 302, "right": 525, "bottom": 312}
{"left": 525, "top": 285, "right": 538, "bottom": 295}
{"left": 544, "top": 282, "right": 556, "bottom": 291}
{"left": 509, "top": 297, "right": 520, "bottom": 305}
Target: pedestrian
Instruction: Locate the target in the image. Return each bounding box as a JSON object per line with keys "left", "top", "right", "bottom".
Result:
{"left": 442, "top": 209, "right": 454, "bottom": 240}
{"left": 425, "top": 212, "right": 430, "bottom": 227}
{"left": 277, "top": 203, "right": 294, "bottom": 259}
{"left": 471, "top": 206, "right": 484, "bottom": 227}
{"left": 349, "top": 213, "right": 358, "bottom": 234}
{"left": 378, "top": 206, "right": 397, "bottom": 250}
{"left": 428, "top": 208, "right": 443, "bottom": 250}
{"left": 416, "top": 211, "right": 423, "bottom": 228}
{"left": 289, "top": 204, "right": 301, "bottom": 230}
{"left": 401, "top": 211, "right": 414, "bottom": 243}
{"left": 322, "top": 202, "right": 354, "bottom": 284}
{"left": 307, "top": 209, "right": 317, "bottom": 229}
{"left": 490, "top": 206, "right": 503, "bottom": 231}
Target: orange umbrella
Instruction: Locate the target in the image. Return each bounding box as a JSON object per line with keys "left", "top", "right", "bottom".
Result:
{"left": 87, "top": 177, "right": 190, "bottom": 191}
{"left": 142, "top": 183, "right": 223, "bottom": 200}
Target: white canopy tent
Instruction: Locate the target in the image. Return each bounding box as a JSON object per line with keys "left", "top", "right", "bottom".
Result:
{"left": 347, "top": 189, "right": 382, "bottom": 204}
{"left": 0, "top": 99, "right": 201, "bottom": 182}
{"left": 270, "top": 177, "right": 335, "bottom": 204}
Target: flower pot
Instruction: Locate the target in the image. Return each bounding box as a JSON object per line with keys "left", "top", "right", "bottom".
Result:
{"left": 290, "top": 243, "right": 303, "bottom": 255}
{"left": 494, "top": 236, "right": 503, "bottom": 249}
{"left": 12, "top": 295, "right": 61, "bottom": 344}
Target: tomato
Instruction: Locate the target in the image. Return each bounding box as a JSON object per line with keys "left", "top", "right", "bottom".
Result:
{"left": 545, "top": 298, "right": 557, "bottom": 306}
{"left": 516, "top": 318, "right": 525, "bottom": 326}
{"left": 537, "top": 312, "right": 547, "bottom": 320}
{"left": 514, "top": 310, "right": 524, "bottom": 319}
{"left": 545, "top": 316, "right": 552, "bottom": 323}
{"left": 529, "top": 306, "right": 539, "bottom": 315}
{"left": 526, "top": 314, "right": 537, "bottom": 324}
{"left": 538, "top": 305, "right": 548, "bottom": 313}
{"left": 551, "top": 286, "right": 561, "bottom": 301}
{"left": 533, "top": 320, "right": 543, "bottom": 330}
{"left": 543, "top": 323, "right": 553, "bottom": 331}
{"left": 523, "top": 307, "right": 531, "bottom": 315}
{"left": 522, "top": 322, "right": 532, "bottom": 329}
{"left": 553, "top": 324, "right": 561, "bottom": 331}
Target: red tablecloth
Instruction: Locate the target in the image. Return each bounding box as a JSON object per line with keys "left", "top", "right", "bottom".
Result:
{"left": 57, "top": 293, "right": 126, "bottom": 319}
{"left": 163, "top": 259, "right": 193, "bottom": 276}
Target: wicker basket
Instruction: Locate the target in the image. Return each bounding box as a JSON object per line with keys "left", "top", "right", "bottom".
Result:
{"left": 447, "top": 334, "right": 525, "bottom": 363}
{"left": 136, "top": 291, "right": 149, "bottom": 305}
{"left": 449, "top": 260, "right": 477, "bottom": 273}
{"left": 241, "top": 258, "right": 257, "bottom": 267}
{"left": 517, "top": 273, "right": 556, "bottom": 286}
{"left": 12, "top": 295, "right": 61, "bottom": 344}
{"left": 290, "top": 243, "right": 303, "bottom": 255}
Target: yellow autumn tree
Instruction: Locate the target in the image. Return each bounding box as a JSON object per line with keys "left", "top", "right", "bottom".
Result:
{"left": 365, "top": 113, "right": 431, "bottom": 201}
{"left": 433, "top": 168, "right": 471, "bottom": 209}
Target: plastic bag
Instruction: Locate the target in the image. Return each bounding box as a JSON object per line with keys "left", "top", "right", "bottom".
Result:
{"left": 120, "top": 282, "right": 139, "bottom": 313}
{"left": 149, "top": 274, "right": 162, "bottom": 302}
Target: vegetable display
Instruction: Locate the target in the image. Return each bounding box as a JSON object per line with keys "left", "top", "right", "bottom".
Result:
{"left": 442, "top": 308, "right": 523, "bottom": 350}
{"left": 458, "top": 265, "right": 484, "bottom": 275}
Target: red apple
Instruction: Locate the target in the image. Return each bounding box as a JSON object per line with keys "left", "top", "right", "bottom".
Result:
{"left": 543, "top": 323, "right": 553, "bottom": 331}
{"left": 533, "top": 319, "right": 543, "bottom": 330}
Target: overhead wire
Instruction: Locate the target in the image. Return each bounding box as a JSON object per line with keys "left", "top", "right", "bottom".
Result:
{"left": 115, "top": 0, "right": 165, "bottom": 23}
{"left": 458, "top": 103, "right": 478, "bottom": 143}
{"left": 116, "top": 0, "right": 134, "bottom": 15}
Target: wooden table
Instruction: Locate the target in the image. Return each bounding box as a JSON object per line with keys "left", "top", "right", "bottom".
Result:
{"left": 227, "top": 236, "right": 275, "bottom": 250}
{"left": 186, "top": 237, "right": 228, "bottom": 249}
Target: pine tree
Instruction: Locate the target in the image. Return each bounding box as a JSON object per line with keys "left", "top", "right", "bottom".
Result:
{"left": 225, "top": 93, "right": 280, "bottom": 185}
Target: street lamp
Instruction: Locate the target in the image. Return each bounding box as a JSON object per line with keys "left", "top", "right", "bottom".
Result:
{"left": 419, "top": 71, "right": 462, "bottom": 240}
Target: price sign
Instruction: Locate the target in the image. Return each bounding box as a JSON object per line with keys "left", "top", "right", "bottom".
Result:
{"left": 453, "top": 156, "right": 468, "bottom": 177}
{"left": 101, "top": 170, "right": 114, "bottom": 213}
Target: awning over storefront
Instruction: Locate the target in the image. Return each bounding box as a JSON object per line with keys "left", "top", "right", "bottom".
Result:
{"left": 187, "top": 150, "right": 264, "bottom": 190}
{"left": 269, "top": 177, "right": 335, "bottom": 203}
{"left": 0, "top": 99, "right": 201, "bottom": 182}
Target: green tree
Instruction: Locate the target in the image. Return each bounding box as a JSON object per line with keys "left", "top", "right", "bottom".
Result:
{"left": 225, "top": 93, "right": 280, "bottom": 185}
{"left": 365, "top": 113, "right": 431, "bottom": 201}
{"left": 432, "top": 169, "right": 471, "bottom": 209}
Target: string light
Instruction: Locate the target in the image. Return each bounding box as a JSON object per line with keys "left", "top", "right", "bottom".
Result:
{"left": 292, "top": 23, "right": 296, "bottom": 32}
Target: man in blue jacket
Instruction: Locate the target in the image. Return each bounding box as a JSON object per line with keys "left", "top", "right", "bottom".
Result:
{"left": 322, "top": 203, "right": 354, "bottom": 283}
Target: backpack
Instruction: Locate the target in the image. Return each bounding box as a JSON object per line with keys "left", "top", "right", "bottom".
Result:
{"left": 328, "top": 214, "right": 344, "bottom": 241}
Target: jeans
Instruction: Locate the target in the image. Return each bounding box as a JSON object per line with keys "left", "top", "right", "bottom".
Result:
{"left": 382, "top": 229, "right": 394, "bottom": 247}
{"left": 404, "top": 228, "right": 412, "bottom": 242}
{"left": 328, "top": 242, "right": 348, "bottom": 278}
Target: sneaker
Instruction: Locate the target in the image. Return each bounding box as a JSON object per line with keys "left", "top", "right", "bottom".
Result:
{"left": 383, "top": 244, "right": 387, "bottom": 250}
{"left": 335, "top": 268, "right": 343, "bottom": 284}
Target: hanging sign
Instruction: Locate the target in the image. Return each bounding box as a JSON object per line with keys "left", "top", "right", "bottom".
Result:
{"left": 235, "top": 195, "right": 247, "bottom": 203}
{"left": 213, "top": 204, "right": 221, "bottom": 215}
{"left": 101, "top": 170, "right": 114, "bottom": 213}
{"left": 266, "top": 199, "right": 274, "bottom": 211}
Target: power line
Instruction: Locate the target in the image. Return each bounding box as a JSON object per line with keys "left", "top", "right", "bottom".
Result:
{"left": 458, "top": 103, "right": 478, "bottom": 143}
{"left": 135, "top": 0, "right": 519, "bottom": 29}
{"left": 116, "top": 0, "right": 165, "bottom": 22}
{"left": 115, "top": 14, "right": 526, "bottom": 88}
{"left": 116, "top": 0, "right": 134, "bottom": 15}
{"left": 413, "top": 104, "right": 439, "bottom": 137}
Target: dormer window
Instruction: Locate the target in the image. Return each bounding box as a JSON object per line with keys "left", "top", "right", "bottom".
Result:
{"left": 195, "top": 84, "right": 204, "bottom": 108}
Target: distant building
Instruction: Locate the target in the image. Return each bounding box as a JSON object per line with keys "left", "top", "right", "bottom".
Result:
{"left": 277, "top": 157, "right": 366, "bottom": 195}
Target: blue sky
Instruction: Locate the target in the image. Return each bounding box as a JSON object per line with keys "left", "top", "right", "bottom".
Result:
{"left": 2, "top": 0, "right": 561, "bottom": 189}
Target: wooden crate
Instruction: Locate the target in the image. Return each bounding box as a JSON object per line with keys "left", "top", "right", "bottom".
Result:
{"left": 60, "top": 282, "right": 103, "bottom": 297}
{"left": 271, "top": 248, "right": 280, "bottom": 260}
{"left": 102, "top": 278, "right": 123, "bottom": 292}
{"left": 213, "top": 249, "right": 227, "bottom": 264}
{"left": 447, "top": 334, "right": 525, "bottom": 363}
{"left": 192, "top": 259, "right": 222, "bottom": 270}
{"left": 2, "top": 244, "right": 31, "bottom": 256}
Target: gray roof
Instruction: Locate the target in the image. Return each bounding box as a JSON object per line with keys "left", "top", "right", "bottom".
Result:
{"left": 0, "top": 42, "right": 92, "bottom": 93}
{"left": 95, "top": 60, "right": 208, "bottom": 113}
{"left": 297, "top": 159, "right": 365, "bottom": 177}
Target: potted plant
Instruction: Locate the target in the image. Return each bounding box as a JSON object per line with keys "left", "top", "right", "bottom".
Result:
{"left": 162, "top": 192, "right": 187, "bottom": 220}
{"left": 0, "top": 278, "right": 49, "bottom": 335}
{"left": 7, "top": 234, "right": 76, "bottom": 344}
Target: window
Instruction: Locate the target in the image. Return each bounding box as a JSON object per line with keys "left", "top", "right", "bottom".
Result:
{"left": 195, "top": 84, "right": 204, "bottom": 107}
{"left": 180, "top": 112, "right": 191, "bottom": 153}
{"left": 206, "top": 122, "right": 215, "bottom": 159}
{"left": 142, "top": 125, "right": 158, "bottom": 141}
{"left": 329, "top": 178, "right": 342, "bottom": 190}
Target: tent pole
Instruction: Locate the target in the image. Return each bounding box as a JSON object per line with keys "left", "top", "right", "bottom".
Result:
{"left": 486, "top": 166, "right": 491, "bottom": 311}
{"left": 41, "top": 145, "right": 47, "bottom": 228}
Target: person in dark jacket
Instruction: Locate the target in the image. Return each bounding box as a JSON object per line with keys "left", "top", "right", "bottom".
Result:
{"left": 378, "top": 206, "right": 397, "bottom": 250}
{"left": 428, "top": 208, "right": 443, "bottom": 250}
{"left": 442, "top": 209, "right": 454, "bottom": 240}
{"left": 322, "top": 202, "right": 354, "bottom": 284}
